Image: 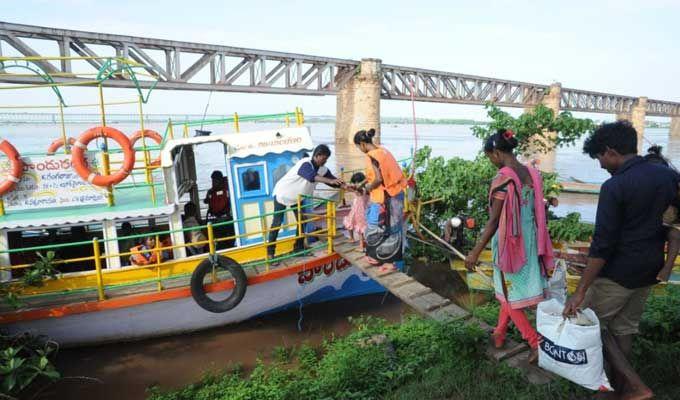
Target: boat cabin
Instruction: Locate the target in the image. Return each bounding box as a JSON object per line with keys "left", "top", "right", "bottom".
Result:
{"left": 0, "top": 125, "right": 316, "bottom": 281}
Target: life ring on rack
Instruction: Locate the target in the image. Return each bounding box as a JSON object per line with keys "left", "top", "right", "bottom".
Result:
{"left": 129, "top": 129, "right": 162, "bottom": 166}
{"left": 46, "top": 137, "right": 76, "bottom": 155}
{"left": 0, "top": 139, "right": 24, "bottom": 196}
{"left": 71, "top": 126, "right": 135, "bottom": 187}
{"left": 190, "top": 255, "right": 247, "bottom": 313}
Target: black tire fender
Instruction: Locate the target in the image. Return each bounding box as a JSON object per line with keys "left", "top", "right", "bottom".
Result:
{"left": 190, "top": 255, "right": 247, "bottom": 313}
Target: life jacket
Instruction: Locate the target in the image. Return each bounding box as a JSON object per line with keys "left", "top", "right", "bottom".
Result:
{"left": 365, "top": 147, "right": 408, "bottom": 204}
{"left": 207, "top": 178, "right": 231, "bottom": 217}
{"left": 130, "top": 244, "right": 160, "bottom": 265}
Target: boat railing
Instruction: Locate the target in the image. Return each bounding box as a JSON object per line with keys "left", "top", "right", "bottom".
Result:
{"left": 0, "top": 195, "right": 336, "bottom": 301}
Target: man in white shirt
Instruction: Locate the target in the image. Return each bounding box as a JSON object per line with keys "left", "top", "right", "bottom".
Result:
{"left": 268, "top": 144, "right": 343, "bottom": 259}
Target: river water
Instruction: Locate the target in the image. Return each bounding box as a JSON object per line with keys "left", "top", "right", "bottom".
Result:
{"left": 3, "top": 120, "right": 677, "bottom": 399}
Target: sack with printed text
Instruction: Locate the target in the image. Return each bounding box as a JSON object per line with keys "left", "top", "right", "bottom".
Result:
{"left": 537, "top": 299, "right": 612, "bottom": 391}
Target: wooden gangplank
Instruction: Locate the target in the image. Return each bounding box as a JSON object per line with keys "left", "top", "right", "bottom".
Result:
{"left": 332, "top": 235, "right": 554, "bottom": 385}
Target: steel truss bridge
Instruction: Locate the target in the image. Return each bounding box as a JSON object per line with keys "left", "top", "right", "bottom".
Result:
{"left": 1, "top": 21, "right": 678, "bottom": 116}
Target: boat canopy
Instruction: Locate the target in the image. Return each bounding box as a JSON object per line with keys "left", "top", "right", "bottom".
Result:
{"left": 159, "top": 127, "right": 314, "bottom": 167}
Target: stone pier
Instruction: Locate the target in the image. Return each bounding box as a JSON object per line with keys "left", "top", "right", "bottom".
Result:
{"left": 616, "top": 97, "right": 647, "bottom": 153}
{"left": 335, "top": 58, "right": 382, "bottom": 145}
{"left": 525, "top": 83, "right": 561, "bottom": 172}
{"left": 670, "top": 116, "right": 680, "bottom": 138}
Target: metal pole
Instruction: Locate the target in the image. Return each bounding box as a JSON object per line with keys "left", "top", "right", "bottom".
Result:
{"left": 93, "top": 238, "right": 106, "bottom": 300}
{"left": 297, "top": 196, "right": 303, "bottom": 252}
{"left": 138, "top": 95, "right": 156, "bottom": 205}
{"left": 57, "top": 101, "right": 69, "bottom": 155}
{"left": 154, "top": 234, "right": 162, "bottom": 292}
{"left": 260, "top": 215, "right": 269, "bottom": 272}
{"left": 98, "top": 84, "right": 114, "bottom": 207}
{"left": 234, "top": 112, "right": 240, "bottom": 132}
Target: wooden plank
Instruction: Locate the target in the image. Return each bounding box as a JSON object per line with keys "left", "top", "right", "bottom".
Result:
{"left": 429, "top": 303, "right": 470, "bottom": 321}
{"left": 503, "top": 351, "right": 554, "bottom": 385}
{"left": 486, "top": 340, "right": 528, "bottom": 362}
{"left": 411, "top": 292, "right": 451, "bottom": 311}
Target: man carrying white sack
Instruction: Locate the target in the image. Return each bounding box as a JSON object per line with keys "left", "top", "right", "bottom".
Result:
{"left": 563, "top": 121, "right": 678, "bottom": 400}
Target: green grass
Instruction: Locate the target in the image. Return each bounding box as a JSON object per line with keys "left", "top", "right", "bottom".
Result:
{"left": 147, "top": 287, "right": 680, "bottom": 400}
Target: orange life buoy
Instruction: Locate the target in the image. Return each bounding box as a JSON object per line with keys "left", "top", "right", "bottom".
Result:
{"left": 129, "top": 129, "right": 162, "bottom": 166}
{"left": 46, "top": 137, "right": 76, "bottom": 155}
{"left": 71, "top": 126, "right": 135, "bottom": 187}
{"left": 0, "top": 139, "right": 23, "bottom": 196}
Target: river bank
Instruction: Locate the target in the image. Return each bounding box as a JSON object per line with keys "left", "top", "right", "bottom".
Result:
{"left": 39, "top": 294, "right": 408, "bottom": 400}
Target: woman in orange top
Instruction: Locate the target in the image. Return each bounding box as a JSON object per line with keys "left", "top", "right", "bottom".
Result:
{"left": 353, "top": 128, "right": 407, "bottom": 271}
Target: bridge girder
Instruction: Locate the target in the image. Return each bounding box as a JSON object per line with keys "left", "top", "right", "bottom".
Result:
{"left": 1, "top": 21, "right": 678, "bottom": 116}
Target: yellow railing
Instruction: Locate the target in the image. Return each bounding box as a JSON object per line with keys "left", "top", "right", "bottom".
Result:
{"left": 1, "top": 195, "right": 335, "bottom": 300}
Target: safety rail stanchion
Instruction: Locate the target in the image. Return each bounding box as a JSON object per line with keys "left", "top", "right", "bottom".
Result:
{"left": 92, "top": 238, "right": 106, "bottom": 300}
{"left": 57, "top": 101, "right": 69, "bottom": 155}
{"left": 297, "top": 196, "right": 303, "bottom": 250}
{"left": 168, "top": 119, "right": 175, "bottom": 140}
{"left": 234, "top": 112, "right": 240, "bottom": 132}
{"left": 260, "top": 215, "right": 270, "bottom": 272}
{"left": 154, "top": 234, "right": 162, "bottom": 292}
{"left": 207, "top": 223, "right": 217, "bottom": 283}
{"left": 183, "top": 124, "right": 189, "bottom": 138}
{"left": 138, "top": 95, "right": 157, "bottom": 206}
{"left": 327, "top": 202, "right": 335, "bottom": 254}
{"left": 0, "top": 199, "right": 5, "bottom": 216}
{"left": 98, "top": 84, "right": 115, "bottom": 207}
{"left": 285, "top": 114, "right": 290, "bottom": 127}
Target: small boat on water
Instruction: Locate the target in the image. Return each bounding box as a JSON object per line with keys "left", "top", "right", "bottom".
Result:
{"left": 0, "top": 56, "right": 382, "bottom": 346}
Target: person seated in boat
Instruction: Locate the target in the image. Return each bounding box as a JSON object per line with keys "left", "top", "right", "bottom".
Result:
{"left": 268, "top": 144, "right": 344, "bottom": 260}
{"left": 643, "top": 145, "right": 680, "bottom": 282}
{"left": 343, "top": 172, "right": 369, "bottom": 251}
{"left": 130, "top": 236, "right": 164, "bottom": 266}
{"left": 182, "top": 202, "right": 208, "bottom": 255}
{"left": 118, "top": 222, "right": 136, "bottom": 266}
{"left": 204, "top": 170, "right": 235, "bottom": 249}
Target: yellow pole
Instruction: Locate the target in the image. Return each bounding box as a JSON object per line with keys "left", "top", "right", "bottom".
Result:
{"left": 155, "top": 234, "right": 162, "bottom": 292}
{"left": 297, "top": 195, "right": 303, "bottom": 252}
{"left": 260, "top": 215, "right": 269, "bottom": 272}
{"left": 138, "top": 95, "right": 156, "bottom": 206}
{"left": 168, "top": 119, "right": 175, "bottom": 140}
{"left": 57, "top": 101, "right": 69, "bottom": 155}
{"left": 207, "top": 223, "right": 217, "bottom": 283}
{"left": 285, "top": 115, "right": 290, "bottom": 128}
{"left": 294, "top": 107, "right": 301, "bottom": 126}
{"left": 0, "top": 198, "right": 4, "bottom": 216}
{"left": 98, "top": 84, "right": 114, "bottom": 207}
{"left": 234, "top": 112, "right": 240, "bottom": 132}
{"left": 299, "top": 107, "right": 305, "bottom": 125}
{"left": 183, "top": 124, "right": 189, "bottom": 138}
{"left": 327, "top": 201, "right": 335, "bottom": 254}
{"left": 93, "top": 238, "right": 106, "bottom": 300}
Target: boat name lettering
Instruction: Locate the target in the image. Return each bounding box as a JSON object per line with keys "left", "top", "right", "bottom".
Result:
{"left": 297, "top": 259, "right": 350, "bottom": 285}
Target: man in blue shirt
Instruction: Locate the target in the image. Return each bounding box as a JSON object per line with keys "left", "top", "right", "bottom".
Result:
{"left": 564, "top": 121, "right": 677, "bottom": 399}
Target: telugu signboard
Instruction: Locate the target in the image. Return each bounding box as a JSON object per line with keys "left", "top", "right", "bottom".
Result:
{"left": 0, "top": 153, "right": 107, "bottom": 211}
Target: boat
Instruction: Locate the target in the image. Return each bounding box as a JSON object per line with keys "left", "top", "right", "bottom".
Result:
{"left": 0, "top": 56, "right": 383, "bottom": 347}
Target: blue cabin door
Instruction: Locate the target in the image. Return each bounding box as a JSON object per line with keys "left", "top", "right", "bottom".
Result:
{"left": 230, "top": 151, "right": 307, "bottom": 246}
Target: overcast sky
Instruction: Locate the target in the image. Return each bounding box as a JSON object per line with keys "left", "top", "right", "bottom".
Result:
{"left": 2, "top": 0, "right": 678, "bottom": 120}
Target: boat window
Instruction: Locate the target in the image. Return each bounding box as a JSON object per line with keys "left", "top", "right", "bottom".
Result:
{"left": 116, "top": 217, "right": 173, "bottom": 266}
{"left": 236, "top": 162, "right": 267, "bottom": 198}
{"left": 7, "top": 223, "right": 104, "bottom": 274}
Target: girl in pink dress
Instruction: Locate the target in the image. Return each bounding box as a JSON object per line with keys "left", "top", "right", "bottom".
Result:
{"left": 343, "top": 172, "right": 369, "bottom": 250}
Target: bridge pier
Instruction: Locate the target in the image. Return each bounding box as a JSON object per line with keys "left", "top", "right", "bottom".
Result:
{"left": 525, "top": 83, "right": 561, "bottom": 172}
{"left": 670, "top": 116, "right": 680, "bottom": 138}
{"left": 615, "top": 97, "right": 647, "bottom": 153}
{"left": 335, "top": 58, "right": 382, "bottom": 145}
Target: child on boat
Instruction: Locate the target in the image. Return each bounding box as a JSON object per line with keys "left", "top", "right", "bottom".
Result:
{"left": 343, "top": 172, "right": 369, "bottom": 251}
{"left": 643, "top": 145, "right": 680, "bottom": 282}
{"left": 130, "top": 236, "right": 164, "bottom": 266}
